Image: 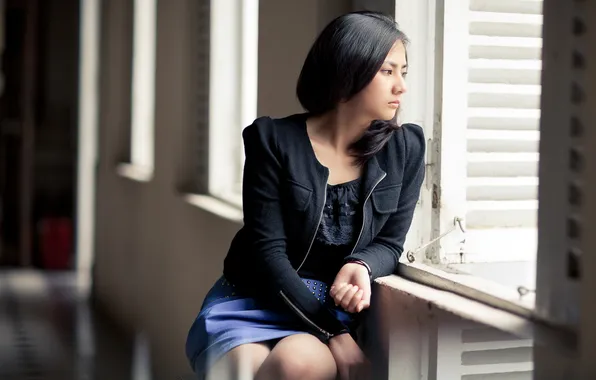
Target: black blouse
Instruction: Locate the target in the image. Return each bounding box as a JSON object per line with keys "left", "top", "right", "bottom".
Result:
{"left": 298, "top": 177, "right": 362, "bottom": 284}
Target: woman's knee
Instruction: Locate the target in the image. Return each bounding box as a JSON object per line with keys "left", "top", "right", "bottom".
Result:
{"left": 255, "top": 334, "right": 337, "bottom": 380}
{"left": 207, "top": 343, "right": 271, "bottom": 380}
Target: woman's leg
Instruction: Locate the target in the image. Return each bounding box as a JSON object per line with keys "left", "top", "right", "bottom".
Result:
{"left": 207, "top": 342, "right": 271, "bottom": 380}
{"left": 254, "top": 334, "right": 337, "bottom": 380}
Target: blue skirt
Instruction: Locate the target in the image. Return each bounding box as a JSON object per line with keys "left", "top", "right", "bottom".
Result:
{"left": 185, "top": 276, "right": 355, "bottom": 375}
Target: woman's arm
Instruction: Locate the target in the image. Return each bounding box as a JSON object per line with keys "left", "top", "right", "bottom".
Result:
{"left": 343, "top": 123, "right": 426, "bottom": 279}
{"left": 241, "top": 117, "right": 350, "bottom": 341}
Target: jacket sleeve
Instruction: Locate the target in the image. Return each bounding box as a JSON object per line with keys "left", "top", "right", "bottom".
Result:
{"left": 241, "top": 117, "right": 350, "bottom": 341}
{"left": 344, "top": 123, "right": 426, "bottom": 279}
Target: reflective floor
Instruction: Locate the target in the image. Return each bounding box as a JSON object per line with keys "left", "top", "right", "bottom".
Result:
{"left": 0, "top": 270, "right": 181, "bottom": 380}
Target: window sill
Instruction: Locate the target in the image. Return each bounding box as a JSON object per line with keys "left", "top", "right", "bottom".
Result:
{"left": 397, "top": 261, "right": 535, "bottom": 316}
{"left": 376, "top": 273, "right": 534, "bottom": 338}
{"left": 183, "top": 193, "right": 243, "bottom": 223}
{"left": 376, "top": 271, "right": 576, "bottom": 354}
{"left": 116, "top": 163, "right": 153, "bottom": 183}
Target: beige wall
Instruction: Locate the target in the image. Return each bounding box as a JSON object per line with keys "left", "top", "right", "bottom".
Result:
{"left": 93, "top": 0, "right": 351, "bottom": 377}
{"left": 257, "top": 0, "right": 350, "bottom": 117}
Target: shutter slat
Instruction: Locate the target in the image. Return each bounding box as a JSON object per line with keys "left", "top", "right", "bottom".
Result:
{"left": 469, "top": 35, "right": 542, "bottom": 48}
{"left": 467, "top": 177, "right": 538, "bottom": 201}
{"left": 469, "top": 11, "right": 542, "bottom": 25}
{"left": 470, "top": 0, "right": 543, "bottom": 15}
{"left": 467, "top": 130, "right": 539, "bottom": 153}
{"left": 465, "top": 3, "right": 542, "bottom": 234}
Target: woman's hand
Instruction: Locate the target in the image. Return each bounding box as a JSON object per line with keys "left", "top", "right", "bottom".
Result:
{"left": 330, "top": 263, "right": 371, "bottom": 313}
{"left": 329, "top": 333, "right": 371, "bottom": 380}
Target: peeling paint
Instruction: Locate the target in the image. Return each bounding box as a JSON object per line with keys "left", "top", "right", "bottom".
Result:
{"left": 432, "top": 184, "right": 440, "bottom": 209}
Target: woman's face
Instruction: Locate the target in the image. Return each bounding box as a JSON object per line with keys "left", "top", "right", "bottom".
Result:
{"left": 349, "top": 40, "right": 408, "bottom": 121}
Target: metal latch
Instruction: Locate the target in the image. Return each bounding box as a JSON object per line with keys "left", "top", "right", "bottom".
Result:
{"left": 406, "top": 217, "right": 466, "bottom": 263}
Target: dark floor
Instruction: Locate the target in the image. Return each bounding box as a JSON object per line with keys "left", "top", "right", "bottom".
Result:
{"left": 0, "top": 270, "right": 187, "bottom": 380}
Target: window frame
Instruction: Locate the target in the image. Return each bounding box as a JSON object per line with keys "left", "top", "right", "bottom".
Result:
{"left": 405, "top": 0, "right": 541, "bottom": 266}
{"left": 394, "top": 0, "right": 546, "bottom": 312}
{"left": 207, "top": 0, "right": 259, "bottom": 208}
{"left": 129, "top": 0, "right": 157, "bottom": 177}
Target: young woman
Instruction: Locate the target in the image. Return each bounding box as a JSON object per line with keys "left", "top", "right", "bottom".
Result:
{"left": 186, "top": 11, "right": 425, "bottom": 380}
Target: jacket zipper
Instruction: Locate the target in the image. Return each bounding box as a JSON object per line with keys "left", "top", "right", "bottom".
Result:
{"left": 288, "top": 174, "right": 330, "bottom": 339}
{"left": 296, "top": 174, "right": 328, "bottom": 272}
{"left": 279, "top": 290, "right": 332, "bottom": 339}
{"left": 349, "top": 173, "right": 387, "bottom": 256}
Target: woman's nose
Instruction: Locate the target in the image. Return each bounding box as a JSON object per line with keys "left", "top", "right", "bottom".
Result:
{"left": 394, "top": 77, "right": 407, "bottom": 94}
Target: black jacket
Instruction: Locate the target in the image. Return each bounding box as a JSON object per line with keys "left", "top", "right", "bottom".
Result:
{"left": 223, "top": 113, "right": 426, "bottom": 341}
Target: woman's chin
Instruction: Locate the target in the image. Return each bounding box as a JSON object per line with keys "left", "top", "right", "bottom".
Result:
{"left": 378, "top": 109, "right": 398, "bottom": 122}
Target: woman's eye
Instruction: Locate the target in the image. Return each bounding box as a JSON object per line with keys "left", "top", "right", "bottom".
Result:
{"left": 382, "top": 69, "right": 393, "bottom": 75}
{"left": 401, "top": 72, "right": 408, "bottom": 78}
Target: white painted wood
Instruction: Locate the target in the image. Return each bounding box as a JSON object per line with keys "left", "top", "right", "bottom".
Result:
{"left": 468, "top": 112, "right": 540, "bottom": 131}
{"left": 209, "top": 0, "right": 242, "bottom": 199}
{"left": 393, "top": 0, "right": 438, "bottom": 261}
{"left": 468, "top": 35, "right": 542, "bottom": 48}
{"left": 468, "top": 108, "right": 541, "bottom": 120}
{"left": 208, "top": 0, "right": 258, "bottom": 201}
{"left": 469, "top": 45, "right": 541, "bottom": 60}
{"left": 468, "top": 92, "right": 540, "bottom": 109}
{"left": 469, "top": 58, "right": 541, "bottom": 70}
{"left": 381, "top": 282, "right": 435, "bottom": 380}
{"left": 116, "top": 163, "right": 152, "bottom": 183}
{"left": 469, "top": 11, "right": 542, "bottom": 27}
{"left": 462, "top": 0, "right": 543, "bottom": 255}
{"left": 468, "top": 83, "right": 541, "bottom": 95}
{"left": 462, "top": 346, "right": 532, "bottom": 365}
{"left": 377, "top": 275, "right": 536, "bottom": 338}
{"left": 469, "top": 67, "right": 541, "bottom": 85}
{"left": 469, "top": 0, "right": 543, "bottom": 15}
{"left": 461, "top": 362, "right": 534, "bottom": 376}
{"left": 467, "top": 130, "right": 539, "bottom": 153}
{"left": 76, "top": 0, "right": 101, "bottom": 285}
{"left": 184, "top": 194, "right": 243, "bottom": 223}
{"left": 436, "top": 318, "right": 464, "bottom": 379}
{"left": 467, "top": 153, "right": 538, "bottom": 178}
{"left": 463, "top": 339, "right": 533, "bottom": 351}
{"left": 130, "top": 0, "right": 156, "bottom": 171}
{"left": 378, "top": 277, "right": 539, "bottom": 379}
{"left": 467, "top": 177, "right": 537, "bottom": 201}
{"left": 436, "top": 0, "right": 470, "bottom": 258}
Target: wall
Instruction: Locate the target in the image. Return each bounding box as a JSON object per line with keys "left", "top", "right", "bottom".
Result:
{"left": 93, "top": 0, "right": 351, "bottom": 377}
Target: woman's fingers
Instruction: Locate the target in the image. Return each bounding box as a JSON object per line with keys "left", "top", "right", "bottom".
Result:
{"left": 339, "top": 285, "right": 360, "bottom": 310}
{"left": 356, "top": 299, "right": 370, "bottom": 313}
{"left": 346, "top": 289, "right": 364, "bottom": 312}
{"left": 330, "top": 282, "right": 371, "bottom": 312}
{"left": 331, "top": 283, "right": 350, "bottom": 303}
{"left": 332, "top": 284, "right": 356, "bottom": 306}
{"left": 330, "top": 283, "right": 370, "bottom": 312}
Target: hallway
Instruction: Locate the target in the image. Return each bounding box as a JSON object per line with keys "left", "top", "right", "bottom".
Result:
{"left": 0, "top": 271, "right": 179, "bottom": 380}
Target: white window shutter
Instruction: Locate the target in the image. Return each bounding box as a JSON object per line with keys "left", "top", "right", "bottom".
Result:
{"left": 462, "top": 0, "right": 543, "bottom": 262}
{"left": 436, "top": 322, "right": 534, "bottom": 379}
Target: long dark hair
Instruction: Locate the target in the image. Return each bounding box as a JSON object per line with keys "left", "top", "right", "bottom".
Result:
{"left": 296, "top": 11, "right": 409, "bottom": 165}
